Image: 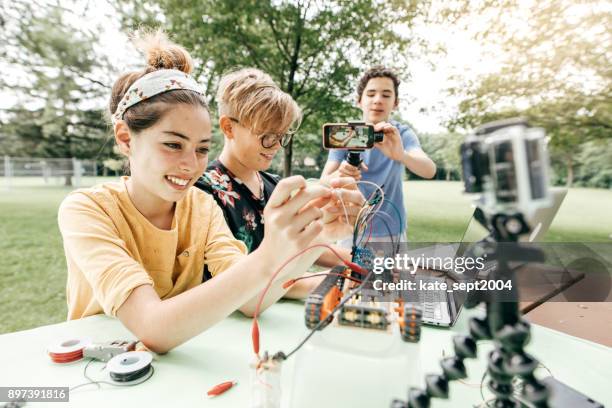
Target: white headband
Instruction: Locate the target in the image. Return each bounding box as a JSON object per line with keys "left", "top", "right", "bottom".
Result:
{"left": 111, "top": 69, "right": 205, "bottom": 125}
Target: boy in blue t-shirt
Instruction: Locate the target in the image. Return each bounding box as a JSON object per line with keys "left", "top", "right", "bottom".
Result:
{"left": 321, "top": 66, "right": 436, "bottom": 241}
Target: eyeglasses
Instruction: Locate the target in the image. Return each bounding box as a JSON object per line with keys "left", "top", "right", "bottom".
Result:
{"left": 229, "top": 117, "right": 293, "bottom": 148}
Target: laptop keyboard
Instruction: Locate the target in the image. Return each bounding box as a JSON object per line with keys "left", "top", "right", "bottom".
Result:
{"left": 417, "top": 276, "right": 447, "bottom": 321}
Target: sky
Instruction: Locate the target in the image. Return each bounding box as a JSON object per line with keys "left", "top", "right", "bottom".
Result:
{"left": 397, "top": 18, "right": 502, "bottom": 134}
{"left": 0, "top": 1, "right": 504, "bottom": 135}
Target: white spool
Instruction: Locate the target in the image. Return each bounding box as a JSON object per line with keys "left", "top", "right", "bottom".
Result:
{"left": 47, "top": 337, "right": 92, "bottom": 354}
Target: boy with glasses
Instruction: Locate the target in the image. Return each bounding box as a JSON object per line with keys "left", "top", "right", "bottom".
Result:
{"left": 195, "top": 68, "right": 354, "bottom": 273}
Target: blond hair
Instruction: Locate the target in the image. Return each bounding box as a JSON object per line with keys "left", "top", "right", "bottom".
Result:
{"left": 216, "top": 68, "right": 301, "bottom": 135}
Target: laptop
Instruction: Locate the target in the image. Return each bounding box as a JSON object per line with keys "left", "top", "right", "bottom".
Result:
{"left": 423, "top": 188, "right": 568, "bottom": 275}
{"left": 409, "top": 274, "right": 466, "bottom": 327}
{"left": 407, "top": 188, "right": 567, "bottom": 327}
{"left": 455, "top": 187, "right": 568, "bottom": 278}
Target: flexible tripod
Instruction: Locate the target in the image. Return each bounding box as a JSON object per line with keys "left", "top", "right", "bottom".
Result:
{"left": 393, "top": 208, "right": 551, "bottom": 408}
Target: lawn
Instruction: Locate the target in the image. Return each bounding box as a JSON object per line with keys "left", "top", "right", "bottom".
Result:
{"left": 404, "top": 181, "right": 612, "bottom": 242}
{"left": 1, "top": 178, "right": 610, "bottom": 334}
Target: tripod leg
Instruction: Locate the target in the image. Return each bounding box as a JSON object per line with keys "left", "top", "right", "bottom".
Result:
{"left": 486, "top": 346, "right": 518, "bottom": 407}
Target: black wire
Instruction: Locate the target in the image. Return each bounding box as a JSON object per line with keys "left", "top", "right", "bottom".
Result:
{"left": 69, "top": 359, "right": 100, "bottom": 392}
{"left": 109, "top": 365, "right": 152, "bottom": 382}
{"left": 281, "top": 270, "right": 375, "bottom": 360}
{"left": 353, "top": 202, "right": 375, "bottom": 247}
{"left": 356, "top": 210, "right": 374, "bottom": 247}
{"left": 278, "top": 184, "right": 390, "bottom": 359}
{"left": 100, "top": 365, "right": 155, "bottom": 387}
{"left": 356, "top": 203, "right": 381, "bottom": 247}
{"left": 69, "top": 358, "right": 155, "bottom": 392}
{"left": 352, "top": 187, "right": 381, "bottom": 247}
{"left": 479, "top": 369, "right": 488, "bottom": 402}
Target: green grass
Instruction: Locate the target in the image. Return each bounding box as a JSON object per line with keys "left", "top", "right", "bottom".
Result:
{"left": 0, "top": 178, "right": 119, "bottom": 334}
{"left": 404, "top": 181, "right": 612, "bottom": 242}
{"left": 0, "top": 187, "right": 72, "bottom": 333}
{"left": 0, "top": 178, "right": 610, "bottom": 334}
{"left": 404, "top": 181, "right": 474, "bottom": 242}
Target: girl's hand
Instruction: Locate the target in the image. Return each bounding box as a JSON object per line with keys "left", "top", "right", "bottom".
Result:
{"left": 260, "top": 176, "right": 331, "bottom": 266}
{"left": 303, "top": 177, "right": 365, "bottom": 242}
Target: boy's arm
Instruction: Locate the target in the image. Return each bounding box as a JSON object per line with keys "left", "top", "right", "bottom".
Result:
{"left": 374, "top": 122, "right": 437, "bottom": 179}
{"left": 399, "top": 148, "right": 436, "bottom": 179}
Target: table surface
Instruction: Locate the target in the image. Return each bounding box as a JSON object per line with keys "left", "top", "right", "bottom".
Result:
{"left": 1, "top": 301, "right": 610, "bottom": 408}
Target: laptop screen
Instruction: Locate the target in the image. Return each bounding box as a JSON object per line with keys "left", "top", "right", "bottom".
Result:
{"left": 454, "top": 211, "right": 491, "bottom": 259}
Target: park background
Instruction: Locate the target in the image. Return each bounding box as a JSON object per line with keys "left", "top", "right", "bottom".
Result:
{"left": 0, "top": 0, "right": 610, "bottom": 334}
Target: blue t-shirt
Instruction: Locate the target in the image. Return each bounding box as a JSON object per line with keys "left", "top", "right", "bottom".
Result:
{"left": 326, "top": 120, "right": 421, "bottom": 237}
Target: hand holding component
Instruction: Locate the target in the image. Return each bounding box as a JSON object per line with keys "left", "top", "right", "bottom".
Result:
{"left": 260, "top": 176, "right": 331, "bottom": 268}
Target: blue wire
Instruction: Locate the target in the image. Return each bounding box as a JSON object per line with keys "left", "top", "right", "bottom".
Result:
{"left": 382, "top": 198, "right": 404, "bottom": 232}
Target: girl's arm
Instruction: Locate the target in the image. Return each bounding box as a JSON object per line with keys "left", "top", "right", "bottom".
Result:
{"left": 117, "top": 245, "right": 320, "bottom": 353}
{"left": 116, "top": 176, "right": 329, "bottom": 353}
{"left": 315, "top": 245, "right": 352, "bottom": 268}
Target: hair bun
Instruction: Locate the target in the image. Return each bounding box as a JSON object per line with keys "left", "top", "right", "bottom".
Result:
{"left": 134, "top": 29, "right": 193, "bottom": 74}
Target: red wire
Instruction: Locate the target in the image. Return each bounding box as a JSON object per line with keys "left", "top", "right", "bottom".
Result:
{"left": 251, "top": 243, "right": 367, "bottom": 357}
{"left": 48, "top": 349, "right": 84, "bottom": 363}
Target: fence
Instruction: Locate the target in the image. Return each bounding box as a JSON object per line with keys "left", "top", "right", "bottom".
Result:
{"left": 1, "top": 156, "right": 100, "bottom": 189}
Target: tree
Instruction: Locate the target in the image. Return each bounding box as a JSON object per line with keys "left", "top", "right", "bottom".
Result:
{"left": 418, "top": 131, "right": 463, "bottom": 180}
{"left": 0, "top": 1, "right": 118, "bottom": 184}
{"left": 574, "top": 140, "right": 612, "bottom": 188}
{"left": 115, "top": 0, "right": 434, "bottom": 176}
{"left": 446, "top": 0, "right": 611, "bottom": 186}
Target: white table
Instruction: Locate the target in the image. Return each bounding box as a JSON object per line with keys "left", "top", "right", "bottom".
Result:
{"left": 1, "top": 301, "right": 610, "bottom": 407}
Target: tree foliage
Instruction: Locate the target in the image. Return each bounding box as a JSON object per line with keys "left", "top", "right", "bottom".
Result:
{"left": 115, "top": 0, "right": 432, "bottom": 176}
{"left": 417, "top": 131, "right": 463, "bottom": 181}
{"left": 0, "top": 1, "right": 117, "bottom": 168}
{"left": 446, "top": 0, "right": 611, "bottom": 186}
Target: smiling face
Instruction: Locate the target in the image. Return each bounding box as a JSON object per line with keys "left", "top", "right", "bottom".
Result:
{"left": 119, "top": 104, "right": 212, "bottom": 207}
{"left": 358, "top": 77, "right": 399, "bottom": 124}
{"left": 224, "top": 118, "right": 284, "bottom": 172}
{"left": 215, "top": 68, "right": 301, "bottom": 174}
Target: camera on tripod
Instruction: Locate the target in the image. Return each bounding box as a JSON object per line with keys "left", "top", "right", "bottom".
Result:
{"left": 391, "top": 118, "right": 605, "bottom": 408}
{"left": 322, "top": 121, "right": 384, "bottom": 150}
{"left": 460, "top": 118, "right": 552, "bottom": 221}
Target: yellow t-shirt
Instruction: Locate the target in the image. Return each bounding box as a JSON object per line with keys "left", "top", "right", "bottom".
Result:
{"left": 58, "top": 177, "right": 247, "bottom": 319}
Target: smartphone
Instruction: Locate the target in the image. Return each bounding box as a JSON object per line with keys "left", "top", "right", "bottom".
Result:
{"left": 322, "top": 123, "right": 383, "bottom": 149}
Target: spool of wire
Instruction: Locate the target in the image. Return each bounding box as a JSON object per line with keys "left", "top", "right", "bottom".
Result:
{"left": 47, "top": 337, "right": 92, "bottom": 364}
{"left": 106, "top": 351, "right": 153, "bottom": 384}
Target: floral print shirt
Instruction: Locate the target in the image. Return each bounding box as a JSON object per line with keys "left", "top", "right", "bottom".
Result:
{"left": 195, "top": 160, "right": 280, "bottom": 254}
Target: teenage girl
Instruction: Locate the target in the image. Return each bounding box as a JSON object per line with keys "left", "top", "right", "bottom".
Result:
{"left": 58, "top": 31, "right": 363, "bottom": 353}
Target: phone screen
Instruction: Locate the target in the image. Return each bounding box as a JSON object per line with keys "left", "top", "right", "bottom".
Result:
{"left": 323, "top": 124, "right": 373, "bottom": 149}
